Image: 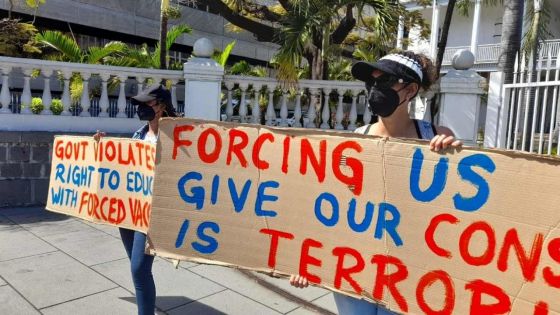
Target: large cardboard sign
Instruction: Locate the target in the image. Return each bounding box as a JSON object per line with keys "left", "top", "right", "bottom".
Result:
{"left": 46, "top": 136, "right": 155, "bottom": 233}
{"left": 147, "top": 118, "right": 560, "bottom": 314}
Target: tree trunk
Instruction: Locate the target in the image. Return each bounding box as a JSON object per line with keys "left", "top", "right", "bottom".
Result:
{"left": 8, "top": 0, "right": 14, "bottom": 19}
{"left": 498, "top": 0, "right": 524, "bottom": 84}
{"left": 435, "top": 0, "right": 457, "bottom": 75}
{"left": 530, "top": 0, "right": 542, "bottom": 69}
{"left": 159, "top": 0, "right": 169, "bottom": 70}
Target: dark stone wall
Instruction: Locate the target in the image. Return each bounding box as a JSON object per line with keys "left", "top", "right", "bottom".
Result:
{"left": 0, "top": 131, "right": 128, "bottom": 207}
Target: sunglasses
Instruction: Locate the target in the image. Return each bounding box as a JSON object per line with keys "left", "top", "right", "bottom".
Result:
{"left": 365, "top": 74, "right": 406, "bottom": 90}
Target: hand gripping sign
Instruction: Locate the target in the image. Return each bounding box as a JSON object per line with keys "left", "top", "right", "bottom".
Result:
{"left": 145, "top": 118, "right": 560, "bottom": 315}
{"left": 47, "top": 136, "right": 156, "bottom": 233}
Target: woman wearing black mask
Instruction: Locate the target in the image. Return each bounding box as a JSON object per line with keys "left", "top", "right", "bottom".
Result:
{"left": 94, "top": 84, "right": 177, "bottom": 315}
{"left": 290, "top": 52, "right": 462, "bottom": 314}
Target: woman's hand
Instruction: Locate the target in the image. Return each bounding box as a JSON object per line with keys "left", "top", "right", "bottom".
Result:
{"left": 289, "top": 275, "right": 309, "bottom": 289}
{"left": 93, "top": 130, "right": 106, "bottom": 142}
{"left": 429, "top": 134, "right": 462, "bottom": 152}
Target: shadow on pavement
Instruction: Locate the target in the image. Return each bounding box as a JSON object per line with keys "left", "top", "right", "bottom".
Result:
{"left": 0, "top": 207, "right": 72, "bottom": 227}
{"left": 120, "top": 296, "right": 227, "bottom": 315}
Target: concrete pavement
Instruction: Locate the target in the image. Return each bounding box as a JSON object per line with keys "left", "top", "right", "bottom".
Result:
{"left": 0, "top": 207, "right": 338, "bottom": 315}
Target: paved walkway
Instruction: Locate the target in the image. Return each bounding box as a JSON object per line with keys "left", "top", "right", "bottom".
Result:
{"left": 0, "top": 207, "right": 337, "bottom": 315}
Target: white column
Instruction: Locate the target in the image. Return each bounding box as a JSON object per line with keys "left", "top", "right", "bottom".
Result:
{"left": 60, "top": 70, "right": 72, "bottom": 116}
{"left": 347, "top": 90, "right": 358, "bottom": 131}
{"left": 265, "top": 85, "right": 277, "bottom": 126}
{"left": 238, "top": 82, "right": 248, "bottom": 123}
{"left": 439, "top": 50, "right": 486, "bottom": 146}
{"left": 224, "top": 81, "right": 234, "bottom": 121}
{"left": 41, "top": 68, "right": 53, "bottom": 115}
{"left": 470, "top": 0, "right": 482, "bottom": 60}
{"left": 334, "top": 90, "right": 344, "bottom": 130}
{"left": 251, "top": 83, "right": 262, "bottom": 124}
{"left": 396, "top": 15, "right": 405, "bottom": 50}
{"left": 320, "top": 88, "right": 332, "bottom": 129}
{"left": 79, "top": 72, "right": 91, "bottom": 117}
{"left": 183, "top": 38, "right": 225, "bottom": 121}
{"left": 170, "top": 79, "right": 178, "bottom": 113}
{"left": 293, "top": 89, "right": 302, "bottom": 128}
{"left": 430, "top": 0, "right": 440, "bottom": 59}
{"left": 98, "top": 73, "right": 110, "bottom": 117}
{"left": 279, "top": 90, "right": 289, "bottom": 127}
{"left": 20, "top": 69, "right": 33, "bottom": 115}
{"left": 116, "top": 75, "right": 128, "bottom": 118}
{"left": 306, "top": 88, "right": 318, "bottom": 128}
{"left": 0, "top": 66, "right": 11, "bottom": 114}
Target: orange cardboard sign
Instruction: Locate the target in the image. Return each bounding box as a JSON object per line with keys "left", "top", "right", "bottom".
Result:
{"left": 46, "top": 136, "right": 155, "bottom": 233}
{"left": 146, "top": 118, "right": 559, "bottom": 314}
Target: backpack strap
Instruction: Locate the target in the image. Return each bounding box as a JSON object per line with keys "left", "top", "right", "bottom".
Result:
{"left": 414, "top": 119, "right": 437, "bottom": 140}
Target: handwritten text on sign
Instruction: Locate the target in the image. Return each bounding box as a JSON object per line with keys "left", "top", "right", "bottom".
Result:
{"left": 147, "top": 119, "right": 560, "bottom": 314}
{"left": 46, "top": 136, "right": 155, "bottom": 233}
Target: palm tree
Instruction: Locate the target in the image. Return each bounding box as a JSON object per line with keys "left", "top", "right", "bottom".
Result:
{"left": 107, "top": 24, "right": 192, "bottom": 69}
{"left": 498, "top": 0, "right": 523, "bottom": 84}
{"left": 36, "top": 30, "right": 127, "bottom": 63}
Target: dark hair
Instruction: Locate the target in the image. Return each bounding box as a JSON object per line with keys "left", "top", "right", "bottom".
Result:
{"left": 397, "top": 51, "right": 438, "bottom": 90}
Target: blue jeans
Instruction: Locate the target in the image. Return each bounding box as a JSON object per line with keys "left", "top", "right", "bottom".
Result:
{"left": 119, "top": 228, "right": 156, "bottom": 315}
{"left": 334, "top": 293, "right": 397, "bottom": 315}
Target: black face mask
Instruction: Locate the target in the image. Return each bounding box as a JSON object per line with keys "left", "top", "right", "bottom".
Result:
{"left": 137, "top": 104, "right": 156, "bottom": 121}
{"left": 366, "top": 80, "right": 411, "bottom": 118}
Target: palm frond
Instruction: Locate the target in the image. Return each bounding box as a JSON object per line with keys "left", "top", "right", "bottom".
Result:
{"left": 35, "top": 30, "right": 82, "bottom": 62}
{"left": 215, "top": 40, "right": 236, "bottom": 66}
{"left": 86, "top": 41, "right": 127, "bottom": 64}
{"left": 165, "top": 24, "right": 192, "bottom": 52}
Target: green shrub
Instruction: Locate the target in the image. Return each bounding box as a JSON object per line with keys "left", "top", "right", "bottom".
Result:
{"left": 30, "top": 97, "right": 43, "bottom": 114}
{"left": 50, "top": 99, "right": 63, "bottom": 115}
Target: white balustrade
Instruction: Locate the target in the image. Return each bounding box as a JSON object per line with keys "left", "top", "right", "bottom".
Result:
{"left": 79, "top": 72, "right": 91, "bottom": 117}
{"left": 0, "top": 66, "right": 11, "bottom": 114}
{"left": 278, "top": 89, "right": 288, "bottom": 127}
{"left": 20, "top": 69, "right": 33, "bottom": 115}
{"left": 0, "top": 56, "right": 184, "bottom": 132}
{"left": 251, "top": 83, "right": 262, "bottom": 124}
{"left": 238, "top": 82, "right": 249, "bottom": 123}
{"left": 334, "top": 90, "right": 344, "bottom": 130}
{"left": 320, "top": 88, "right": 332, "bottom": 129}
{"left": 306, "top": 88, "right": 318, "bottom": 128}
{"left": 265, "top": 83, "right": 277, "bottom": 126}
{"left": 60, "top": 70, "right": 72, "bottom": 116}
{"left": 225, "top": 81, "right": 234, "bottom": 121}
{"left": 41, "top": 68, "right": 53, "bottom": 115}
{"left": 116, "top": 75, "right": 128, "bottom": 118}
{"left": 293, "top": 89, "right": 302, "bottom": 128}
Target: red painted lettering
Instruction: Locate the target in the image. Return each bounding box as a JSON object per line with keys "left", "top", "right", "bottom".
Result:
{"left": 197, "top": 128, "right": 222, "bottom": 163}
{"left": 281, "top": 136, "right": 291, "bottom": 174}
{"left": 543, "top": 238, "right": 560, "bottom": 288}
{"left": 332, "top": 141, "right": 363, "bottom": 196}
{"left": 299, "top": 238, "right": 323, "bottom": 284}
{"left": 259, "top": 228, "right": 294, "bottom": 268}
{"left": 300, "top": 139, "right": 326, "bottom": 183}
{"left": 172, "top": 125, "right": 194, "bottom": 160}
{"left": 252, "top": 133, "right": 274, "bottom": 170}
{"left": 332, "top": 247, "right": 365, "bottom": 294}
{"left": 459, "top": 221, "right": 495, "bottom": 266}
{"left": 371, "top": 255, "right": 409, "bottom": 312}
{"left": 465, "top": 279, "right": 511, "bottom": 314}
{"left": 497, "top": 229, "right": 543, "bottom": 282}
{"left": 226, "top": 129, "right": 249, "bottom": 167}
{"left": 425, "top": 213, "right": 459, "bottom": 258}
{"left": 416, "top": 270, "right": 455, "bottom": 315}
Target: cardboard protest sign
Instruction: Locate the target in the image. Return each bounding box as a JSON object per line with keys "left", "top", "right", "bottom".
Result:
{"left": 46, "top": 136, "right": 155, "bottom": 233}
{"left": 147, "top": 118, "right": 560, "bottom": 314}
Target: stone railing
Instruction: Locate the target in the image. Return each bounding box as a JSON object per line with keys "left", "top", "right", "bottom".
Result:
{"left": 0, "top": 39, "right": 370, "bottom": 133}
{"left": 0, "top": 56, "right": 184, "bottom": 133}
{"left": 222, "top": 75, "right": 368, "bottom": 131}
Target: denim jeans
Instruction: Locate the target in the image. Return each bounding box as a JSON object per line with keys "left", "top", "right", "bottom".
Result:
{"left": 119, "top": 228, "right": 156, "bottom": 315}
{"left": 334, "top": 293, "right": 397, "bottom": 315}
